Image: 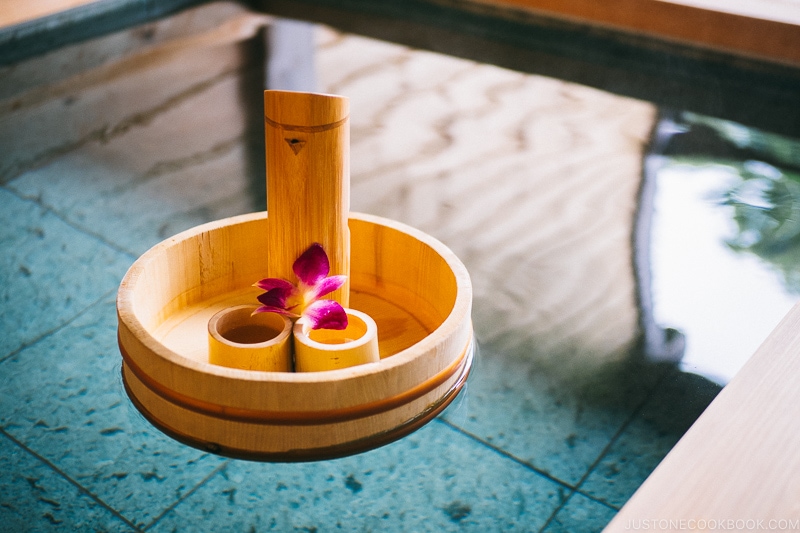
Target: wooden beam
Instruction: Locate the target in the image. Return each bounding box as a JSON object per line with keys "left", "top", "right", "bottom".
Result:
{"left": 0, "top": 0, "right": 102, "bottom": 28}
{"left": 471, "top": 0, "right": 800, "bottom": 67}
{"left": 257, "top": 0, "right": 800, "bottom": 136}
{"left": 605, "top": 302, "right": 800, "bottom": 530}
{"left": 0, "top": 0, "right": 208, "bottom": 66}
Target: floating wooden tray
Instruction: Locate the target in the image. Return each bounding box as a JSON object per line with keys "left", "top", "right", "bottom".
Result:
{"left": 117, "top": 211, "right": 473, "bottom": 461}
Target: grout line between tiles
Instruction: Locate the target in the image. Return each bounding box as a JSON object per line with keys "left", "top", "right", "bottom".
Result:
{"left": 578, "top": 491, "right": 620, "bottom": 512}
{"left": 539, "top": 490, "right": 578, "bottom": 532}
{"left": 3, "top": 185, "right": 139, "bottom": 259}
{"left": 435, "top": 418, "right": 598, "bottom": 530}
{"left": 142, "top": 459, "right": 230, "bottom": 531}
{"left": 573, "top": 364, "right": 676, "bottom": 496}
{"left": 536, "top": 488, "right": 619, "bottom": 533}
{"left": 0, "top": 68, "right": 240, "bottom": 186}
{"left": 437, "top": 415, "right": 627, "bottom": 515}
{"left": 0, "top": 287, "right": 118, "bottom": 365}
{"left": 107, "top": 133, "right": 244, "bottom": 196}
{"left": 537, "top": 364, "right": 677, "bottom": 531}
{"left": 158, "top": 187, "right": 251, "bottom": 235}
{"left": 435, "top": 417, "right": 576, "bottom": 492}
{"left": 0, "top": 429, "right": 145, "bottom": 532}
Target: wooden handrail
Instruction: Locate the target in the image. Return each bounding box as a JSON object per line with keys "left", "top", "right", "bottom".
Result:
{"left": 472, "top": 0, "right": 800, "bottom": 67}
{"left": 605, "top": 301, "right": 800, "bottom": 530}
{"left": 0, "top": 0, "right": 101, "bottom": 28}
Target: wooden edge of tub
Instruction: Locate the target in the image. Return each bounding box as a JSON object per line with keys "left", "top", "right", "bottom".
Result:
{"left": 604, "top": 300, "right": 800, "bottom": 529}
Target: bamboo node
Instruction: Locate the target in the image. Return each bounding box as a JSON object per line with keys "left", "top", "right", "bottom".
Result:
{"left": 264, "top": 114, "right": 349, "bottom": 133}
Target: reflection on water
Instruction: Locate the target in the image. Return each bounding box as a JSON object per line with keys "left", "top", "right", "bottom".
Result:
{"left": 649, "top": 114, "right": 800, "bottom": 384}
{"left": 723, "top": 161, "right": 800, "bottom": 292}
{"left": 650, "top": 161, "right": 799, "bottom": 383}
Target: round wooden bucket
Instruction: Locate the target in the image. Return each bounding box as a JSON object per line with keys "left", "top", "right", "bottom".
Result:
{"left": 117, "top": 211, "right": 473, "bottom": 461}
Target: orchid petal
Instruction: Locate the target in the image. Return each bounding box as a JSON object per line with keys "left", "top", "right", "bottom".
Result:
{"left": 308, "top": 275, "right": 346, "bottom": 300}
{"left": 293, "top": 243, "right": 329, "bottom": 286}
{"left": 303, "top": 300, "right": 348, "bottom": 330}
{"left": 253, "top": 277, "right": 295, "bottom": 292}
{"left": 256, "top": 287, "right": 296, "bottom": 309}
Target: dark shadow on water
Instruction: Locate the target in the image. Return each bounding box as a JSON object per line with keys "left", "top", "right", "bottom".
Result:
{"left": 238, "top": 26, "right": 268, "bottom": 213}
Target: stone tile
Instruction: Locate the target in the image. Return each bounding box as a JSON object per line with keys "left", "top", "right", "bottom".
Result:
{"left": 0, "top": 10, "right": 267, "bottom": 184}
{"left": 542, "top": 492, "right": 618, "bottom": 533}
{"left": 0, "top": 188, "right": 131, "bottom": 360}
{"left": 0, "top": 298, "right": 225, "bottom": 529}
{"left": 0, "top": 2, "right": 251, "bottom": 100}
{"left": 0, "top": 432, "right": 137, "bottom": 532}
{"left": 580, "top": 369, "right": 721, "bottom": 508}
{"left": 15, "top": 140, "right": 258, "bottom": 257}
{"left": 8, "top": 70, "right": 263, "bottom": 257}
{"left": 150, "top": 421, "right": 566, "bottom": 533}
{"left": 443, "top": 340, "right": 672, "bottom": 487}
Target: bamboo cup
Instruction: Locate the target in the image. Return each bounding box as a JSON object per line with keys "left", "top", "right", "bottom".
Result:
{"left": 294, "top": 308, "right": 379, "bottom": 372}
{"left": 264, "top": 90, "right": 350, "bottom": 307}
{"left": 208, "top": 305, "right": 292, "bottom": 372}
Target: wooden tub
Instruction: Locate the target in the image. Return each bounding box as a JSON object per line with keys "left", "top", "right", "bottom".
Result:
{"left": 117, "top": 211, "right": 473, "bottom": 461}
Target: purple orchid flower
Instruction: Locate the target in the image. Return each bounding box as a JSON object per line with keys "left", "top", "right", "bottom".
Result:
{"left": 253, "top": 243, "right": 348, "bottom": 332}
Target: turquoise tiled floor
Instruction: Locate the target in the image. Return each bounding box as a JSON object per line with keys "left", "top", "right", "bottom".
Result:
{"left": 0, "top": 8, "right": 723, "bottom": 532}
